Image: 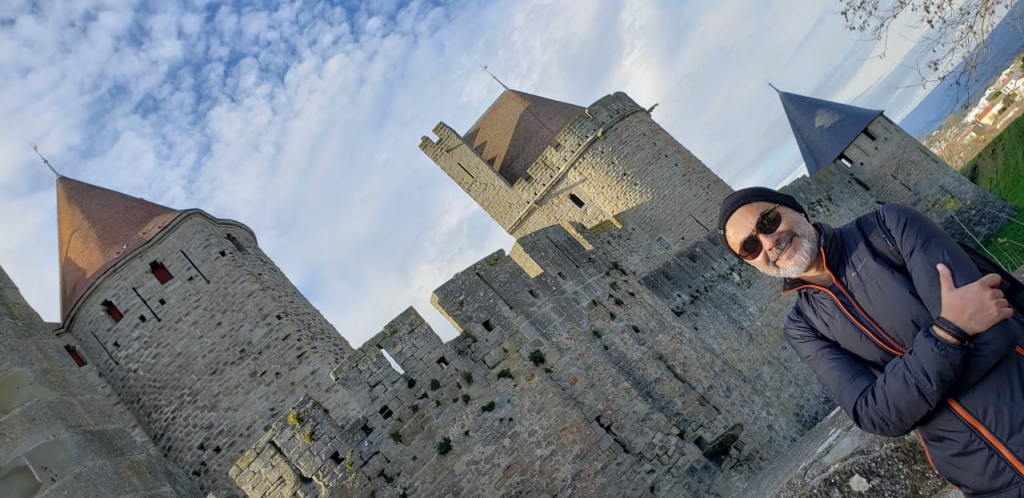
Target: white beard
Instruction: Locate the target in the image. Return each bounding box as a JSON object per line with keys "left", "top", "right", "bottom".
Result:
{"left": 761, "top": 218, "right": 819, "bottom": 279}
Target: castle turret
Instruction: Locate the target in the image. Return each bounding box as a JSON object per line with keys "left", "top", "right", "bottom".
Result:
{"left": 422, "top": 89, "right": 733, "bottom": 274}
{"left": 55, "top": 177, "right": 356, "bottom": 493}
{"left": 777, "top": 91, "right": 882, "bottom": 177}
{"left": 777, "top": 89, "right": 1013, "bottom": 243}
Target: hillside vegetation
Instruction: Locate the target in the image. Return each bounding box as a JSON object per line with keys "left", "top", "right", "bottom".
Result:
{"left": 961, "top": 115, "right": 1024, "bottom": 271}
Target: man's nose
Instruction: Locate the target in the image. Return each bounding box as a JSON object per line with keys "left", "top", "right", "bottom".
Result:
{"left": 758, "top": 230, "right": 782, "bottom": 255}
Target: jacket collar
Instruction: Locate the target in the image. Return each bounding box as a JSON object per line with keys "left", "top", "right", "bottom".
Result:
{"left": 781, "top": 222, "right": 839, "bottom": 292}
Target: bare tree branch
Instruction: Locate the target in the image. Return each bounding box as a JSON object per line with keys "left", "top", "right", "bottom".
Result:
{"left": 839, "top": 0, "right": 1018, "bottom": 89}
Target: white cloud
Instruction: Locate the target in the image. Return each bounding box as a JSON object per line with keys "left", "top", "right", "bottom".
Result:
{"left": 0, "top": 0, "right": 973, "bottom": 346}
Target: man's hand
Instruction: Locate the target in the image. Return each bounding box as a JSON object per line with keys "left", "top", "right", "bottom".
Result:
{"left": 937, "top": 263, "right": 1014, "bottom": 336}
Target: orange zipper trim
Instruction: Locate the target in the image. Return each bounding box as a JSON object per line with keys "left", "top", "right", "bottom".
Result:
{"left": 782, "top": 248, "right": 905, "bottom": 357}
{"left": 1017, "top": 346, "right": 1024, "bottom": 356}
{"left": 823, "top": 263, "right": 905, "bottom": 354}
{"left": 946, "top": 399, "right": 1024, "bottom": 478}
{"left": 916, "top": 432, "right": 939, "bottom": 471}
{"left": 790, "top": 282, "right": 905, "bottom": 357}
{"left": 916, "top": 432, "right": 956, "bottom": 489}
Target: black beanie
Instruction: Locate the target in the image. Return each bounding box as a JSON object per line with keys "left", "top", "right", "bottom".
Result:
{"left": 717, "top": 187, "right": 806, "bottom": 237}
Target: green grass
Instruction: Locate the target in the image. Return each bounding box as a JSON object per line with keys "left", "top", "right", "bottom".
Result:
{"left": 961, "top": 114, "right": 1024, "bottom": 271}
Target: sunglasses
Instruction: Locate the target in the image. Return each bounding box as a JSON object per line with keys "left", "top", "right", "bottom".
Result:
{"left": 736, "top": 204, "right": 782, "bottom": 260}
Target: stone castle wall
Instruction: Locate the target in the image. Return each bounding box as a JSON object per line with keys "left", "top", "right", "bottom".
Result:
{"left": 61, "top": 211, "right": 355, "bottom": 494}
{"left": 232, "top": 224, "right": 826, "bottom": 497}
{"left": 0, "top": 265, "right": 200, "bottom": 496}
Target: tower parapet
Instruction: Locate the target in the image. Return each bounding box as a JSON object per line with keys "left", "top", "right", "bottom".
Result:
{"left": 422, "top": 90, "right": 733, "bottom": 275}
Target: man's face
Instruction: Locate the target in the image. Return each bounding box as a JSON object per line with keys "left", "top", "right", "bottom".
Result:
{"left": 723, "top": 201, "right": 819, "bottom": 278}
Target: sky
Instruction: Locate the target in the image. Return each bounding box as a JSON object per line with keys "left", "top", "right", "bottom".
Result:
{"left": 0, "top": 0, "right": 963, "bottom": 347}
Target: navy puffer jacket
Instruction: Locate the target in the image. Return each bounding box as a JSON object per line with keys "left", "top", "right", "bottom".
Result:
{"left": 783, "top": 204, "right": 1024, "bottom": 496}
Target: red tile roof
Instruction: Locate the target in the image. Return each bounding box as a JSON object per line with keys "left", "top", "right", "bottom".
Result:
{"left": 463, "top": 90, "right": 583, "bottom": 184}
{"left": 57, "top": 177, "right": 180, "bottom": 320}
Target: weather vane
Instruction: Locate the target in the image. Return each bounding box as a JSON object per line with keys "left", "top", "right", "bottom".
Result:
{"left": 31, "top": 143, "right": 62, "bottom": 178}
{"left": 482, "top": 65, "right": 510, "bottom": 91}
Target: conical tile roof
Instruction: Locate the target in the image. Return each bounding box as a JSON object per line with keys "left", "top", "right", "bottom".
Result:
{"left": 57, "top": 177, "right": 180, "bottom": 320}
{"left": 777, "top": 90, "right": 882, "bottom": 176}
{"left": 464, "top": 90, "right": 583, "bottom": 184}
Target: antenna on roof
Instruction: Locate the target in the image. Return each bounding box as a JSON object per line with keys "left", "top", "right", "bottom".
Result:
{"left": 482, "top": 65, "right": 510, "bottom": 92}
{"left": 31, "top": 143, "right": 62, "bottom": 178}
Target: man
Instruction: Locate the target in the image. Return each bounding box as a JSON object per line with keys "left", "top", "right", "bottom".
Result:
{"left": 718, "top": 187, "right": 1024, "bottom": 496}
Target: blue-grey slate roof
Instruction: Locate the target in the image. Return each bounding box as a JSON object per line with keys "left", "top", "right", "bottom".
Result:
{"left": 777, "top": 91, "right": 882, "bottom": 176}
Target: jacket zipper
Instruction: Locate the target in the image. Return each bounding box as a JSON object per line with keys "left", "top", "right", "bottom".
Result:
{"left": 784, "top": 248, "right": 1024, "bottom": 480}
{"left": 946, "top": 399, "right": 1024, "bottom": 478}
{"left": 782, "top": 249, "right": 905, "bottom": 356}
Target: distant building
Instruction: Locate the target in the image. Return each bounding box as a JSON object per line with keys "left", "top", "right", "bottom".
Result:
{"left": 979, "top": 102, "right": 1005, "bottom": 125}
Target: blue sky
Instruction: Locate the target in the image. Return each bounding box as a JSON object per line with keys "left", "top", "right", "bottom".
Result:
{"left": 0, "top": 0, "right": 962, "bottom": 346}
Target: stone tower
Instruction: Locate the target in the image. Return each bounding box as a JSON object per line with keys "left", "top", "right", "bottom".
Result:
{"left": 53, "top": 176, "right": 356, "bottom": 494}
{"left": 0, "top": 264, "right": 200, "bottom": 496}
{"left": 420, "top": 90, "right": 733, "bottom": 274}
{"left": 777, "top": 90, "right": 1014, "bottom": 239}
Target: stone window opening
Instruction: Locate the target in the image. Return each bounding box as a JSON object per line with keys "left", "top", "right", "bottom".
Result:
{"left": 360, "top": 423, "right": 373, "bottom": 436}
{"left": 139, "top": 315, "right": 147, "bottom": 323}
{"left": 569, "top": 193, "right": 585, "bottom": 208}
{"left": 158, "top": 298, "right": 166, "bottom": 306}
{"left": 113, "top": 341, "right": 121, "bottom": 349}
{"left": 101, "top": 300, "right": 123, "bottom": 323}
{"left": 64, "top": 345, "right": 86, "bottom": 367}
{"left": 839, "top": 154, "right": 853, "bottom": 167}
{"left": 557, "top": 272, "right": 566, "bottom": 280}
{"left": 218, "top": 250, "right": 227, "bottom": 257}
{"left": 380, "top": 349, "right": 405, "bottom": 374}
{"left": 529, "top": 289, "right": 539, "bottom": 299}
{"left": 330, "top": 451, "right": 345, "bottom": 465}
{"left": 482, "top": 319, "right": 494, "bottom": 331}
{"left": 437, "top": 356, "right": 449, "bottom": 369}
{"left": 656, "top": 236, "right": 671, "bottom": 250}
{"left": 699, "top": 423, "right": 744, "bottom": 463}
{"left": 226, "top": 233, "right": 247, "bottom": 253}
{"left": 863, "top": 129, "right": 877, "bottom": 141}
{"left": 150, "top": 261, "right": 173, "bottom": 284}
{"left": 379, "top": 405, "right": 393, "bottom": 419}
